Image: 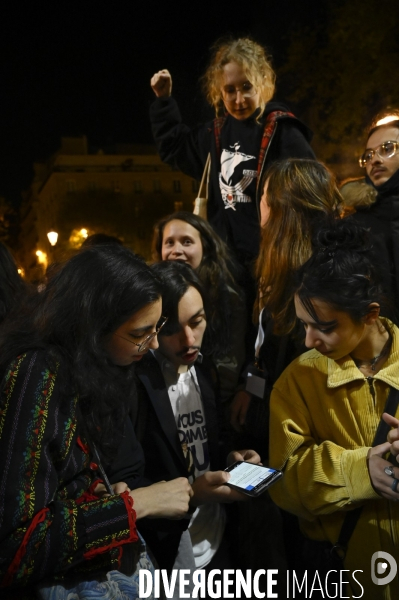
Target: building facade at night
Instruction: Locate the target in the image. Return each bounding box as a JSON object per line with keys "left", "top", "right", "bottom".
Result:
{"left": 18, "top": 136, "right": 199, "bottom": 281}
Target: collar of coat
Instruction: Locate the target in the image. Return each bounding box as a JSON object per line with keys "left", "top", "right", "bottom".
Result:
{"left": 365, "top": 167, "right": 399, "bottom": 198}
{"left": 326, "top": 318, "right": 399, "bottom": 389}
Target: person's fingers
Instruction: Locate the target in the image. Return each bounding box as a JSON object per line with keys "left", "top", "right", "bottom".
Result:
{"left": 368, "top": 442, "right": 391, "bottom": 457}
{"left": 382, "top": 412, "right": 399, "bottom": 428}
{"left": 391, "top": 441, "right": 399, "bottom": 459}
{"left": 240, "top": 449, "right": 262, "bottom": 464}
{"left": 204, "top": 470, "right": 230, "bottom": 486}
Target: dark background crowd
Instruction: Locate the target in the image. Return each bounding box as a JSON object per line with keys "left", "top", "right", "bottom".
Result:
{"left": 1, "top": 0, "right": 399, "bottom": 272}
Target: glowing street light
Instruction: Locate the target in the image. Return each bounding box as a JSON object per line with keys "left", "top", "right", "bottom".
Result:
{"left": 47, "top": 231, "right": 59, "bottom": 246}
{"left": 36, "top": 250, "right": 48, "bottom": 266}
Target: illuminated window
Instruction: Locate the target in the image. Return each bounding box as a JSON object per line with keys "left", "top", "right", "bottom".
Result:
{"left": 174, "top": 201, "right": 183, "bottom": 211}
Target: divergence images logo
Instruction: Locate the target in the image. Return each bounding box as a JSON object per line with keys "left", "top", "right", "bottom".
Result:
{"left": 371, "top": 551, "right": 398, "bottom": 586}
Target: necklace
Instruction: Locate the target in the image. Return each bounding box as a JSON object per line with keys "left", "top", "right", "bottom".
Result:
{"left": 351, "top": 334, "right": 392, "bottom": 371}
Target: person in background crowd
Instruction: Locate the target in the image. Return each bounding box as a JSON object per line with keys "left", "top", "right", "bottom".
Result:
{"left": 269, "top": 221, "right": 399, "bottom": 600}
{"left": 351, "top": 112, "right": 399, "bottom": 322}
{"left": 230, "top": 159, "right": 340, "bottom": 443}
{"left": 0, "top": 245, "right": 192, "bottom": 599}
{"left": 339, "top": 177, "right": 377, "bottom": 217}
{"left": 0, "top": 242, "right": 30, "bottom": 324}
{"left": 126, "top": 261, "right": 259, "bottom": 599}
{"left": 152, "top": 211, "right": 246, "bottom": 406}
{"left": 226, "top": 158, "right": 341, "bottom": 579}
{"left": 150, "top": 36, "right": 315, "bottom": 276}
{"left": 81, "top": 232, "right": 124, "bottom": 248}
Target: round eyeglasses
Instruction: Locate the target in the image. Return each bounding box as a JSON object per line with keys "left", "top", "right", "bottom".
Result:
{"left": 221, "top": 82, "right": 257, "bottom": 103}
{"left": 359, "top": 140, "right": 399, "bottom": 168}
{"left": 113, "top": 316, "right": 168, "bottom": 353}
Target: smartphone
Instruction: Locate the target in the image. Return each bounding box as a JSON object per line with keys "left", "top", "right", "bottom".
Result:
{"left": 224, "top": 461, "right": 283, "bottom": 497}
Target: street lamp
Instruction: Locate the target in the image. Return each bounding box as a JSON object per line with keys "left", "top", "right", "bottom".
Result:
{"left": 47, "top": 231, "right": 59, "bottom": 246}
{"left": 36, "top": 250, "right": 48, "bottom": 270}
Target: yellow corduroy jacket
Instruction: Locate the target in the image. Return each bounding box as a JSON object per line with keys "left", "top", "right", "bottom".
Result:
{"left": 269, "top": 319, "right": 399, "bottom": 600}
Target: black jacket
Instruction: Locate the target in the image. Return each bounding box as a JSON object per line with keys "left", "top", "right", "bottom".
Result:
{"left": 116, "top": 352, "right": 222, "bottom": 572}
{"left": 150, "top": 97, "right": 315, "bottom": 264}
{"left": 349, "top": 170, "right": 399, "bottom": 324}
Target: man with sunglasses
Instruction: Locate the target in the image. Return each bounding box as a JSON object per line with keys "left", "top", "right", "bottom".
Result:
{"left": 353, "top": 117, "right": 399, "bottom": 322}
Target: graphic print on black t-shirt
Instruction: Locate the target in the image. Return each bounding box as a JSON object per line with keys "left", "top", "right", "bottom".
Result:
{"left": 219, "top": 142, "right": 257, "bottom": 211}
{"left": 177, "top": 406, "right": 210, "bottom": 483}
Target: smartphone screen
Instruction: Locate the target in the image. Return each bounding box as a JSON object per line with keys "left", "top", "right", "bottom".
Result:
{"left": 225, "top": 461, "right": 282, "bottom": 496}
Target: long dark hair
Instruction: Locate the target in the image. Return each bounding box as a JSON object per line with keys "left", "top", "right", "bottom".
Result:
{"left": 294, "top": 221, "right": 386, "bottom": 324}
{"left": 0, "top": 245, "right": 162, "bottom": 459}
{"left": 152, "top": 211, "right": 244, "bottom": 357}
{"left": 151, "top": 261, "right": 207, "bottom": 336}
{"left": 0, "top": 242, "right": 29, "bottom": 324}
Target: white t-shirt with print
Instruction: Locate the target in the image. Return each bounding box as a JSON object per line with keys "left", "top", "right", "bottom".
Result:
{"left": 156, "top": 353, "right": 225, "bottom": 568}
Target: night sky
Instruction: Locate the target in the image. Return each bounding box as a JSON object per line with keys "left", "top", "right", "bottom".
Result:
{"left": 1, "top": 2, "right": 325, "bottom": 202}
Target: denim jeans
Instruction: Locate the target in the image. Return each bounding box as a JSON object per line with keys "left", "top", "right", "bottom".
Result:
{"left": 36, "top": 533, "right": 155, "bottom": 600}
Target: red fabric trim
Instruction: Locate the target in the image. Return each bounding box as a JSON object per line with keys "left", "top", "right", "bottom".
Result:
{"left": 256, "top": 111, "right": 296, "bottom": 184}
{"left": 121, "top": 490, "right": 137, "bottom": 537}
{"left": 88, "top": 479, "right": 103, "bottom": 494}
{"left": 77, "top": 436, "right": 90, "bottom": 454}
{"left": 76, "top": 479, "right": 103, "bottom": 505}
{"left": 2, "top": 508, "right": 49, "bottom": 587}
{"left": 116, "top": 546, "right": 123, "bottom": 570}
{"left": 213, "top": 117, "right": 226, "bottom": 160}
{"left": 83, "top": 491, "right": 137, "bottom": 560}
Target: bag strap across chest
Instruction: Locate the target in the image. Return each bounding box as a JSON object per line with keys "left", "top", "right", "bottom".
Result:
{"left": 213, "top": 110, "right": 295, "bottom": 179}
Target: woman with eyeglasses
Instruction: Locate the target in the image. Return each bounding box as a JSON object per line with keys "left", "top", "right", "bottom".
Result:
{"left": 0, "top": 245, "right": 192, "bottom": 598}
{"left": 150, "top": 36, "right": 315, "bottom": 273}
{"left": 349, "top": 113, "right": 399, "bottom": 324}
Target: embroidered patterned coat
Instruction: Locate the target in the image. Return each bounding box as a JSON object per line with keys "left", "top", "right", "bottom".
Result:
{"left": 0, "top": 350, "right": 138, "bottom": 596}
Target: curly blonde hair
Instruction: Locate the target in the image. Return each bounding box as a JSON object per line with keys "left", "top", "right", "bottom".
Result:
{"left": 201, "top": 37, "right": 276, "bottom": 119}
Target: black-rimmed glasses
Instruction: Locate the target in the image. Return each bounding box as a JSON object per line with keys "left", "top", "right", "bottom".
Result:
{"left": 114, "top": 316, "right": 168, "bottom": 353}
{"left": 359, "top": 140, "right": 399, "bottom": 168}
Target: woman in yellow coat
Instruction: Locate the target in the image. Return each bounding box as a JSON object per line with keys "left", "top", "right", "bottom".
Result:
{"left": 269, "top": 221, "right": 399, "bottom": 599}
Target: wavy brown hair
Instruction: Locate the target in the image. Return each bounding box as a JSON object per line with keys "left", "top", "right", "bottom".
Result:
{"left": 201, "top": 36, "right": 276, "bottom": 120}
{"left": 255, "top": 159, "right": 341, "bottom": 335}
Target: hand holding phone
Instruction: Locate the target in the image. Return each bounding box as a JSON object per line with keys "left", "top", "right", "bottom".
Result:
{"left": 190, "top": 470, "right": 251, "bottom": 506}
{"left": 224, "top": 461, "right": 283, "bottom": 497}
